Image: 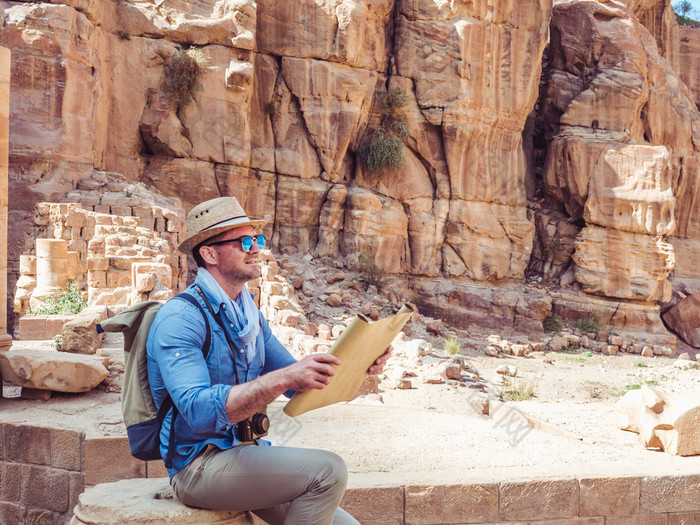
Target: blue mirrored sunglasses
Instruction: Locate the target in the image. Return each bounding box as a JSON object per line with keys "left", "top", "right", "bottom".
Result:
{"left": 207, "top": 235, "right": 266, "bottom": 252}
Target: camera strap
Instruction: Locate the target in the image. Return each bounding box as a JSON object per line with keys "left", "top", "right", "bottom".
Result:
{"left": 194, "top": 284, "right": 241, "bottom": 386}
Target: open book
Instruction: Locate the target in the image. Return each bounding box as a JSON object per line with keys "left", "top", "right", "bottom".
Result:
{"left": 283, "top": 304, "right": 414, "bottom": 417}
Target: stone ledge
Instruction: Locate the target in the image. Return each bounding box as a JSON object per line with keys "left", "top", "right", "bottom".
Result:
{"left": 69, "top": 478, "right": 253, "bottom": 524}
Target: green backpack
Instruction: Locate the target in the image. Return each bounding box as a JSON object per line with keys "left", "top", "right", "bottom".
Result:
{"left": 97, "top": 293, "right": 210, "bottom": 467}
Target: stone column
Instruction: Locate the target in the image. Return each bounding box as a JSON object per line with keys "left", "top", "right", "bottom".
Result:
{"left": 31, "top": 239, "right": 69, "bottom": 309}
{"left": 0, "top": 47, "right": 11, "bottom": 352}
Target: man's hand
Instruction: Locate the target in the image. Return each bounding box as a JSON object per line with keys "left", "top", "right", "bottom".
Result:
{"left": 367, "top": 346, "right": 392, "bottom": 375}
{"left": 284, "top": 353, "right": 341, "bottom": 392}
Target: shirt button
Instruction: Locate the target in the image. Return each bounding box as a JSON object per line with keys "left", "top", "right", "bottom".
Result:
{"left": 230, "top": 323, "right": 234, "bottom": 328}
{"left": 240, "top": 350, "right": 244, "bottom": 354}
{"left": 222, "top": 305, "right": 226, "bottom": 309}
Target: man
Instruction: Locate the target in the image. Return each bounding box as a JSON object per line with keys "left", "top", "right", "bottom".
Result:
{"left": 147, "top": 197, "right": 389, "bottom": 524}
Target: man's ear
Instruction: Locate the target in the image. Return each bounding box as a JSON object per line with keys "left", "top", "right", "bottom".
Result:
{"left": 198, "top": 244, "right": 218, "bottom": 266}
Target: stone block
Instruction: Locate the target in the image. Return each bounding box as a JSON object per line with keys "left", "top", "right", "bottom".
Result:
{"left": 579, "top": 477, "right": 640, "bottom": 517}
{"left": 606, "top": 516, "right": 668, "bottom": 525}
{"left": 65, "top": 211, "right": 86, "bottom": 228}
{"left": 27, "top": 508, "right": 54, "bottom": 525}
{"left": 0, "top": 462, "right": 21, "bottom": 501}
{"left": 135, "top": 273, "right": 155, "bottom": 292}
{"left": 87, "top": 257, "right": 109, "bottom": 271}
{"left": 0, "top": 502, "right": 24, "bottom": 525}
{"left": 45, "top": 315, "right": 69, "bottom": 338}
{"left": 0, "top": 348, "right": 109, "bottom": 392}
{"left": 641, "top": 474, "right": 700, "bottom": 513}
{"left": 50, "top": 428, "right": 84, "bottom": 471}
{"left": 69, "top": 471, "right": 86, "bottom": 518}
{"left": 669, "top": 512, "right": 700, "bottom": 524}
{"left": 18, "top": 315, "right": 46, "bottom": 340}
{"left": 69, "top": 478, "right": 253, "bottom": 524}
{"left": 146, "top": 460, "right": 168, "bottom": 479}
{"left": 21, "top": 464, "right": 70, "bottom": 513}
{"left": 62, "top": 306, "right": 107, "bottom": 355}
{"left": 603, "top": 345, "right": 618, "bottom": 356}
{"left": 405, "top": 483, "right": 498, "bottom": 524}
{"left": 110, "top": 205, "right": 132, "bottom": 216}
{"left": 353, "top": 375, "right": 379, "bottom": 398}
{"left": 19, "top": 254, "right": 36, "bottom": 275}
{"left": 499, "top": 479, "right": 579, "bottom": 521}
{"left": 88, "top": 270, "right": 107, "bottom": 288}
{"left": 132, "top": 262, "right": 172, "bottom": 290}
{"left": 4, "top": 424, "right": 51, "bottom": 465}
{"left": 107, "top": 270, "right": 132, "bottom": 288}
{"left": 84, "top": 437, "right": 145, "bottom": 486}
{"left": 341, "top": 486, "right": 404, "bottom": 525}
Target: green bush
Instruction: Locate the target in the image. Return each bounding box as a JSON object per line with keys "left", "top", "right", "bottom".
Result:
{"left": 444, "top": 337, "right": 460, "bottom": 355}
{"left": 357, "top": 254, "right": 389, "bottom": 291}
{"left": 383, "top": 87, "right": 409, "bottom": 116}
{"left": 359, "top": 126, "right": 405, "bottom": 173}
{"left": 502, "top": 377, "right": 537, "bottom": 401}
{"left": 575, "top": 315, "right": 602, "bottom": 334}
{"left": 543, "top": 313, "right": 563, "bottom": 333}
{"left": 164, "top": 46, "right": 209, "bottom": 109}
{"left": 359, "top": 87, "right": 411, "bottom": 176}
{"left": 28, "top": 281, "right": 87, "bottom": 316}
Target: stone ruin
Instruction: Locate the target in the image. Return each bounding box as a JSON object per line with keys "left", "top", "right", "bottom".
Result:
{"left": 14, "top": 183, "right": 187, "bottom": 321}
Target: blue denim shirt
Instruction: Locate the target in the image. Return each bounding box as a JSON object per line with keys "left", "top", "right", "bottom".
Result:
{"left": 146, "top": 274, "right": 297, "bottom": 478}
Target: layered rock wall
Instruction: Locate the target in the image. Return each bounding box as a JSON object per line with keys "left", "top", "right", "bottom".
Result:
{"left": 0, "top": 0, "right": 550, "bottom": 285}
{"left": 2, "top": 0, "right": 700, "bottom": 340}
{"left": 541, "top": 0, "right": 700, "bottom": 309}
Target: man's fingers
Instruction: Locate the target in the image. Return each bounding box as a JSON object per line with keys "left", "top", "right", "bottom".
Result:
{"left": 310, "top": 353, "right": 341, "bottom": 366}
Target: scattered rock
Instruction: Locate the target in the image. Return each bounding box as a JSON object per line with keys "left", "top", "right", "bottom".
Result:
{"left": 484, "top": 346, "right": 500, "bottom": 357}
{"left": 616, "top": 386, "right": 700, "bottom": 455}
{"left": 327, "top": 293, "right": 342, "bottom": 307}
{"left": 438, "top": 361, "right": 461, "bottom": 380}
{"left": 496, "top": 365, "right": 518, "bottom": 377}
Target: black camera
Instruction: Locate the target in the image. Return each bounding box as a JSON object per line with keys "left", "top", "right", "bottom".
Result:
{"left": 235, "top": 412, "right": 269, "bottom": 442}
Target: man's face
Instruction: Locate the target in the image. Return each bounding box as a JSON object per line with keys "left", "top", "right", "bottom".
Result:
{"left": 206, "top": 225, "right": 262, "bottom": 285}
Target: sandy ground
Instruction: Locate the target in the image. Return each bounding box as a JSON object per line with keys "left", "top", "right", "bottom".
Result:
{"left": 266, "top": 349, "right": 700, "bottom": 486}
{"left": 4, "top": 335, "right": 700, "bottom": 488}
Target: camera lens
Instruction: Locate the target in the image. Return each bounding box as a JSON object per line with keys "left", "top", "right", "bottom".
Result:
{"left": 251, "top": 413, "right": 269, "bottom": 435}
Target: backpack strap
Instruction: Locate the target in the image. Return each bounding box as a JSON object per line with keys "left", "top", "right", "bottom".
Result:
{"left": 162, "top": 291, "right": 212, "bottom": 469}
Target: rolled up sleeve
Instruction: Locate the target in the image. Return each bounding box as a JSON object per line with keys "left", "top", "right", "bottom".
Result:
{"left": 148, "top": 305, "right": 232, "bottom": 434}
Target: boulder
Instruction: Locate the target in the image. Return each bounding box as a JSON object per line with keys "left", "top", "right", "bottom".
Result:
{"left": 663, "top": 293, "right": 700, "bottom": 348}
{"left": 61, "top": 306, "right": 108, "bottom": 355}
{"left": 616, "top": 385, "right": 700, "bottom": 456}
{"left": 0, "top": 348, "right": 109, "bottom": 392}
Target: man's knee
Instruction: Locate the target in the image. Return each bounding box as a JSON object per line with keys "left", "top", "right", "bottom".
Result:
{"left": 314, "top": 450, "right": 348, "bottom": 493}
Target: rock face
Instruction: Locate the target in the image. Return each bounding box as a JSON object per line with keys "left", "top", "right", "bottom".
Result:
{"left": 0, "top": 0, "right": 550, "bottom": 286}
{"left": 1, "top": 0, "right": 700, "bottom": 340}
{"left": 616, "top": 385, "right": 700, "bottom": 456}
{"left": 541, "top": 0, "right": 700, "bottom": 305}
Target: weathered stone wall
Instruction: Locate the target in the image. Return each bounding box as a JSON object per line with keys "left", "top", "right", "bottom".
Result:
{"left": 13, "top": 183, "right": 186, "bottom": 319}
{"left": 3, "top": 418, "right": 700, "bottom": 524}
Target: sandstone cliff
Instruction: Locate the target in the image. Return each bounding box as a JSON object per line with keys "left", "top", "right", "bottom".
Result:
{"left": 1, "top": 0, "right": 699, "bottom": 344}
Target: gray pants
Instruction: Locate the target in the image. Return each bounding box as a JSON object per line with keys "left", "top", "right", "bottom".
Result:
{"left": 171, "top": 444, "right": 359, "bottom": 525}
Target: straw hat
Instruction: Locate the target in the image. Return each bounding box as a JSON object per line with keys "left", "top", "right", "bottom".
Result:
{"left": 179, "top": 197, "right": 267, "bottom": 254}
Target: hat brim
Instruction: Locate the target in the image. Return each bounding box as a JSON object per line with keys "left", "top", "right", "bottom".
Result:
{"left": 179, "top": 218, "right": 267, "bottom": 254}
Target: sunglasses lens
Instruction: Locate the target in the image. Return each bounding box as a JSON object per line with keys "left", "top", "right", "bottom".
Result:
{"left": 257, "top": 236, "right": 266, "bottom": 250}
{"left": 241, "top": 237, "right": 253, "bottom": 252}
